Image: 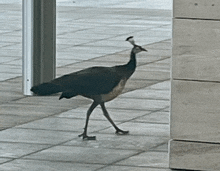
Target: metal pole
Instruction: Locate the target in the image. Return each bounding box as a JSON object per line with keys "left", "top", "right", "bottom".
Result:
{"left": 22, "top": 0, "right": 56, "bottom": 96}
{"left": 22, "top": 0, "right": 34, "bottom": 95}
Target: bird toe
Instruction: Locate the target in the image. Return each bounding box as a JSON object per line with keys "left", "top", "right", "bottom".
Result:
{"left": 115, "top": 129, "right": 129, "bottom": 135}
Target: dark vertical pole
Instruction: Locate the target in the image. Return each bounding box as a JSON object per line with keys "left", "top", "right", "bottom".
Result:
{"left": 22, "top": 0, "right": 56, "bottom": 95}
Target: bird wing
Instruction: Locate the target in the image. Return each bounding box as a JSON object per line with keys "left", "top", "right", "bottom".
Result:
{"left": 51, "top": 66, "right": 122, "bottom": 96}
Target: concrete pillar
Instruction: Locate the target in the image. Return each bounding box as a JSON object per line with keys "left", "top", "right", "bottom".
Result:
{"left": 22, "top": 0, "right": 56, "bottom": 95}
{"left": 169, "top": 0, "right": 220, "bottom": 170}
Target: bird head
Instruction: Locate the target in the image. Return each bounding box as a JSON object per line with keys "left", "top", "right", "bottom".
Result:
{"left": 126, "top": 36, "right": 147, "bottom": 54}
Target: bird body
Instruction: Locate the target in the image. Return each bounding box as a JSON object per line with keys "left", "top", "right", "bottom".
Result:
{"left": 31, "top": 36, "right": 147, "bottom": 140}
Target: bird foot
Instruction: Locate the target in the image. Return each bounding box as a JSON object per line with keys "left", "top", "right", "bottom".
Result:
{"left": 115, "top": 129, "right": 129, "bottom": 135}
{"left": 78, "top": 133, "right": 96, "bottom": 140}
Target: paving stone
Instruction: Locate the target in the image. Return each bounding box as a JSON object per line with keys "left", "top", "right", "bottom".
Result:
{"left": 150, "top": 142, "right": 168, "bottom": 152}
{"left": 0, "top": 114, "right": 39, "bottom": 130}
{"left": 0, "top": 65, "right": 22, "bottom": 74}
{"left": 123, "top": 79, "right": 160, "bottom": 93}
{"left": 56, "top": 105, "right": 150, "bottom": 122}
{"left": 0, "top": 158, "right": 12, "bottom": 164}
{"left": 23, "top": 146, "right": 138, "bottom": 165}
{"left": 134, "top": 111, "right": 170, "bottom": 124}
{"left": 116, "top": 151, "right": 169, "bottom": 168}
{"left": 106, "top": 98, "right": 169, "bottom": 111}
{"left": 0, "top": 142, "right": 50, "bottom": 158}
{"left": 120, "top": 88, "right": 170, "bottom": 100}
{"left": 13, "top": 96, "right": 91, "bottom": 109}
{"left": 64, "top": 134, "right": 168, "bottom": 151}
{"left": 148, "top": 81, "right": 171, "bottom": 91}
{"left": 0, "top": 159, "right": 104, "bottom": 171}
{"left": 0, "top": 103, "right": 69, "bottom": 116}
{"left": 0, "top": 57, "right": 18, "bottom": 64}
{"left": 98, "top": 165, "right": 172, "bottom": 171}
{"left": 100, "top": 122, "right": 169, "bottom": 137}
{"left": 0, "top": 128, "right": 78, "bottom": 145}
{"left": 16, "top": 117, "right": 115, "bottom": 134}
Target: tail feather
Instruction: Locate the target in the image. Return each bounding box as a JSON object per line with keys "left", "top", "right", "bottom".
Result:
{"left": 31, "top": 83, "right": 62, "bottom": 96}
{"left": 59, "top": 91, "right": 78, "bottom": 100}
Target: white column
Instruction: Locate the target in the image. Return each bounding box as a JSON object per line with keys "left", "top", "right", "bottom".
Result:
{"left": 22, "top": 0, "right": 34, "bottom": 95}
{"left": 170, "top": 0, "right": 220, "bottom": 170}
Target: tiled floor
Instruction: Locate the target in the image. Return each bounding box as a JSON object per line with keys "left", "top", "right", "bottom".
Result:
{"left": 0, "top": 0, "right": 172, "bottom": 170}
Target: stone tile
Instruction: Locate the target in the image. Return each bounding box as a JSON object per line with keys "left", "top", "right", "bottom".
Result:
{"left": 150, "top": 142, "right": 168, "bottom": 152}
{"left": 0, "top": 57, "right": 18, "bottom": 64}
{"left": 91, "top": 53, "right": 135, "bottom": 63}
{"left": 171, "top": 80, "right": 220, "bottom": 142}
{"left": 148, "top": 81, "right": 171, "bottom": 91}
{"left": 137, "top": 62, "right": 170, "bottom": 72}
{"left": 59, "top": 32, "right": 113, "bottom": 40}
{"left": 13, "top": 95, "right": 91, "bottom": 109}
{"left": 106, "top": 98, "right": 170, "bottom": 111}
{"left": 0, "top": 73, "right": 21, "bottom": 81}
{"left": 0, "top": 128, "right": 78, "bottom": 145}
{"left": 0, "top": 159, "right": 104, "bottom": 171}
{"left": 17, "top": 117, "right": 114, "bottom": 134}
{"left": 64, "top": 60, "right": 119, "bottom": 69}
{"left": 123, "top": 79, "right": 159, "bottom": 93}
{"left": 0, "top": 91, "right": 23, "bottom": 104}
{"left": 0, "top": 64, "right": 22, "bottom": 74}
{"left": 120, "top": 89, "right": 170, "bottom": 100}
{"left": 64, "top": 45, "right": 119, "bottom": 57}
{"left": 0, "top": 158, "right": 12, "bottom": 164}
{"left": 0, "top": 114, "right": 39, "bottom": 130}
{"left": 3, "top": 59, "right": 22, "bottom": 66}
{"left": 134, "top": 111, "right": 170, "bottom": 124}
{"left": 64, "top": 134, "right": 168, "bottom": 151}
{"left": 98, "top": 165, "right": 172, "bottom": 171}
{"left": 0, "top": 81, "right": 22, "bottom": 92}
{"left": 24, "top": 146, "right": 138, "bottom": 165}
{"left": 57, "top": 51, "right": 102, "bottom": 61}
{"left": 146, "top": 41, "right": 171, "bottom": 50}
{"left": 56, "top": 37, "right": 92, "bottom": 46}
{"left": 0, "top": 142, "right": 49, "bottom": 158}
{"left": 0, "top": 103, "right": 69, "bottom": 116}
{"left": 170, "top": 140, "right": 220, "bottom": 171}
{"left": 172, "top": 19, "right": 220, "bottom": 82}
{"left": 100, "top": 122, "right": 169, "bottom": 137}
{"left": 92, "top": 53, "right": 169, "bottom": 67}
{"left": 132, "top": 70, "right": 170, "bottom": 81}
{"left": 116, "top": 151, "right": 169, "bottom": 168}
{"left": 136, "top": 29, "right": 171, "bottom": 39}
{"left": 56, "top": 105, "right": 150, "bottom": 122}
{"left": 56, "top": 66, "right": 82, "bottom": 76}
{"left": 56, "top": 58, "right": 79, "bottom": 67}
{"left": 173, "top": 0, "right": 220, "bottom": 20}
{"left": 0, "top": 35, "right": 21, "bottom": 43}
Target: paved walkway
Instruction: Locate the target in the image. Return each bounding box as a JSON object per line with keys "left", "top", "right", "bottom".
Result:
{"left": 0, "top": 1, "right": 172, "bottom": 170}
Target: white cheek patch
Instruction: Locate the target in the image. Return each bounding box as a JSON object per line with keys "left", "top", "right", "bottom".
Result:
{"left": 128, "top": 37, "right": 135, "bottom": 46}
{"left": 133, "top": 47, "right": 141, "bottom": 54}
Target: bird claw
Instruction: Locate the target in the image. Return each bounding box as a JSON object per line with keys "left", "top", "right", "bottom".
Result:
{"left": 78, "top": 133, "right": 96, "bottom": 140}
{"left": 115, "top": 129, "right": 129, "bottom": 135}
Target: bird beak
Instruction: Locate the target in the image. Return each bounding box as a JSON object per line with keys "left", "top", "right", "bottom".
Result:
{"left": 141, "top": 47, "right": 147, "bottom": 52}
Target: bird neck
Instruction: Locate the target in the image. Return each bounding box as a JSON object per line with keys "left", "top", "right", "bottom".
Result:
{"left": 123, "top": 50, "right": 136, "bottom": 79}
{"left": 127, "top": 51, "right": 136, "bottom": 71}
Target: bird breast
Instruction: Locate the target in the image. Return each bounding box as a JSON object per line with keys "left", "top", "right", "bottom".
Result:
{"left": 100, "top": 78, "right": 127, "bottom": 102}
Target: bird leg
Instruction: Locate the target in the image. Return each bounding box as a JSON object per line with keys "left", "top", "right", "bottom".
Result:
{"left": 78, "top": 101, "right": 98, "bottom": 140}
{"left": 100, "top": 103, "right": 129, "bottom": 135}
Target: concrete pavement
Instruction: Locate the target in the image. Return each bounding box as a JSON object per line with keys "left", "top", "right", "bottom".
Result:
{"left": 0, "top": 1, "right": 172, "bottom": 170}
